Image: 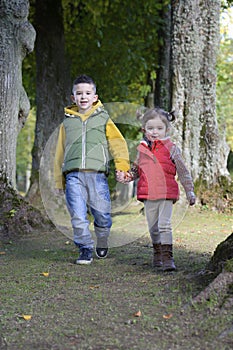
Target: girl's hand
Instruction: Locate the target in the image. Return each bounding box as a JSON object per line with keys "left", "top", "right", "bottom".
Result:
{"left": 187, "top": 191, "right": 196, "bottom": 206}
{"left": 189, "top": 197, "right": 196, "bottom": 206}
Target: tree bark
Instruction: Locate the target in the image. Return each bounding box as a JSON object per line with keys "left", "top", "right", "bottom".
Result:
{"left": 0, "top": 0, "right": 35, "bottom": 187}
{"left": 170, "top": 1, "right": 233, "bottom": 303}
{"left": 155, "top": 4, "right": 172, "bottom": 110}
{"left": 0, "top": 0, "right": 53, "bottom": 240}
{"left": 170, "top": 0, "right": 229, "bottom": 184}
{"left": 27, "top": 0, "right": 70, "bottom": 203}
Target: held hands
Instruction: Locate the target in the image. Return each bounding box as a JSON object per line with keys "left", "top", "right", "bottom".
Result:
{"left": 115, "top": 170, "right": 133, "bottom": 184}
{"left": 187, "top": 191, "right": 196, "bottom": 206}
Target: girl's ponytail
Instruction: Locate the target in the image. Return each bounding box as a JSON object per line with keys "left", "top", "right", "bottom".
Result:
{"left": 166, "top": 110, "right": 176, "bottom": 122}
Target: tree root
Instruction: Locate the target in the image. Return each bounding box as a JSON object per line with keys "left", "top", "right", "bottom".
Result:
{"left": 0, "top": 179, "right": 53, "bottom": 242}
{"left": 192, "top": 271, "right": 233, "bottom": 306}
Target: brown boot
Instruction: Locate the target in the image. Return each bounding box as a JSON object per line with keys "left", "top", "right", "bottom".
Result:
{"left": 152, "top": 243, "right": 163, "bottom": 268}
{"left": 161, "top": 244, "right": 176, "bottom": 271}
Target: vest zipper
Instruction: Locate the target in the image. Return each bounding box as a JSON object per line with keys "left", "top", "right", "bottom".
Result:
{"left": 102, "top": 144, "right": 107, "bottom": 165}
{"left": 82, "top": 121, "right": 87, "bottom": 168}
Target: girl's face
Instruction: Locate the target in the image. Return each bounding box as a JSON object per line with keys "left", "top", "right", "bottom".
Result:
{"left": 144, "top": 117, "right": 167, "bottom": 141}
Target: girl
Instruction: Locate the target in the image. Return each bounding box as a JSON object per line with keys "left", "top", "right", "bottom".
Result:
{"left": 127, "top": 107, "right": 196, "bottom": 271}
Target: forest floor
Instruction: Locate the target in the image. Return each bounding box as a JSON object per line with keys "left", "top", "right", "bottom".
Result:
{"left": 0, "top": 202, "right": 233, "bottom": 350}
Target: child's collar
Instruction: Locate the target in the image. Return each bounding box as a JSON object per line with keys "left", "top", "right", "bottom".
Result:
{"left": 142, "top": 136, "right": 170, "bottom": 149}
{"left": 64, "top": 100, "right": 103, "bottom": 118}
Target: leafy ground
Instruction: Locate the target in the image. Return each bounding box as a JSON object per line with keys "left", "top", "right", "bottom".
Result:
{"left": 0, "top": 203, "right": 233, "bottom": 350}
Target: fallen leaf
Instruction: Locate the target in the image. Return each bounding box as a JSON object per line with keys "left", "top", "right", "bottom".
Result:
{"left": 21, "top": 315, "right": 32, "bottom": 321}
{"left": 89, "top": 285, "right": 100, "bottom": 290}
{"left": 134, "top": 310, "right": 142, "bottom": 317}
{"left": 163, "top": 313, "right": 173, "bottom": 319}
{"left": 41, "top": 272, "right": 49, "bottom": 277}
{"left": 0, "top": 251, "right": 6, "bottom": 255}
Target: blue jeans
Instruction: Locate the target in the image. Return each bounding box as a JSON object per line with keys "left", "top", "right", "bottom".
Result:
{"left": 65, "top": 171, "right": 112, "bottom": 249}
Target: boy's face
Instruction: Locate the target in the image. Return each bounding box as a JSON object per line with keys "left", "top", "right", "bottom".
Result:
{"left": 71, "top": 83, "right": 98, "bottom": 113}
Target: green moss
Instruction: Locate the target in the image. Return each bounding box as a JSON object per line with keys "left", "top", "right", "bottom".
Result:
{"left": 194, "top": 176, "right": 233, "bottom": 212}
{"left": 0, "top": 178, "right": 52, "bottom": 241}
{"left": 200, "top": 124, "right": 206, "bottom": 144}
{"left": 225, "top": 258, "right": 233, "bottom": 272}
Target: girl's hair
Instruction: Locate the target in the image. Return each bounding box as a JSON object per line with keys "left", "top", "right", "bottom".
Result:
{"left": 136, "top": 107, "right": 176, "bottom": 129}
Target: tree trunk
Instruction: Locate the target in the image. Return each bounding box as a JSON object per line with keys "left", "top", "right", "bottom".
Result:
{"left": 27, "top": 0, "right": 70, "bottom": 204}
{"left": 0, "top": 0, "right": 53, "bottom": 240}
{"left": 170, "top": 0, "right": 229, "bottom": 184}
{"left": 154, "top": 4, "right": 172, "bottom": 110}
{"left": 0, "top": 0, "right": 35, "bottom": 187}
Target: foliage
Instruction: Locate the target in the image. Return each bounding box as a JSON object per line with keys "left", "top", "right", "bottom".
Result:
{"left": 222, "top": 0, "right": 233, "bottom": 9}
{"left": 16, "top": 109, "right": 36, "bottom": 191}
{"left": 19, "top": 1, "right": 233, "bottom": 191}
{"left": 217, "top": 8, "right": 233, "bottom": 151}
{"left": 62, "top": 0, "right": 169, "bottom": 103}
{"left": 20, "top": 0, "right": 170, "bottom": 193}
{"left": 23, "top": 0, "right": 170, "bottom": 106}
{"left": 22, "top": 51, "right": 36, "bottom": 106}
{"left": 22, "top": 0, "right": 36, "bottom": 106}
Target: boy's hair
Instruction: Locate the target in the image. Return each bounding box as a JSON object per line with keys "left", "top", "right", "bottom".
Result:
{"left": 136, "top": 107, "right": 176, "bottom": 129}
{"left": 72, "top": 74, "right": 97, "bottom": 94}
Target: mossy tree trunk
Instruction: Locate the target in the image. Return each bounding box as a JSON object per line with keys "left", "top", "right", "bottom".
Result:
{"left": 170, "top": 1, "right": 233, "bottom": 301}
{"left": 0, "top": 0, "right": 52, "bottom": 239}
{"left": 0, "top": 0, "right": 35, "bottom": 187}
{"left": 170, "top": 0, "right": 229, "bottom": 184}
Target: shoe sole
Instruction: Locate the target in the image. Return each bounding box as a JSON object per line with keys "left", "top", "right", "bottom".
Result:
{"left": 163, "top": 267, "right": 176, "bottom": 272}
{"left": 95, "top": 254, "right": 108, "bottom": 259}
{"left": 75, "top": 259, "right": 93, "bottom": 265}
{"left": 95, "top": 249, "right": 108, "bottom": 259}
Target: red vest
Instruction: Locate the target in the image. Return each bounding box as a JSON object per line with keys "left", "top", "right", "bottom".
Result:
{"left": 137, "top": 138, "right": 179, "bottom": 201}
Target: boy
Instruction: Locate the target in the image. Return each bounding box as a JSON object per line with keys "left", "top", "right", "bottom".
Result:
{"left": 54, "top": 74, "right": 130, "bottom": 264}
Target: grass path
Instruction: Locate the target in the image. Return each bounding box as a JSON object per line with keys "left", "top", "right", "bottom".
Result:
{"left": 0, "top": 205, "right": 232, "bottom": 350}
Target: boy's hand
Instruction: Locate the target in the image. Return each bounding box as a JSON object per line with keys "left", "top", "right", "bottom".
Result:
{"left": 115, "top": 170, "right": 126, "bottom": 183}
{"left": 115, "top": 170, "right": 133, "bottom": 184}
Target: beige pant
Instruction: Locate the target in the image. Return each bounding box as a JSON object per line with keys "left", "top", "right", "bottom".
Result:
{"left": 144, "top": 199, "right": 173, "bottom": 245}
